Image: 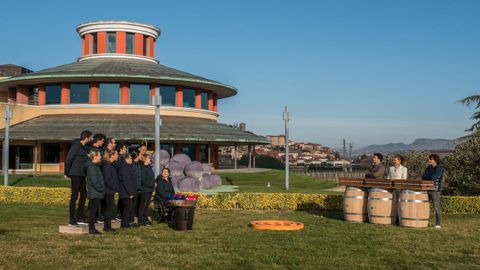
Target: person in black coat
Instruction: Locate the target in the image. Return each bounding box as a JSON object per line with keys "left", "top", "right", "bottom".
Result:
{"left": 86, "top": 151, "right": 104, "bottom": 235}
{"left": 102, "top": 149, "right": 120, "bottom": 232}
{"left": 155, "top": 168, "right": 175, "bottom": 222}
{"left": 64, "top": 130, "right": 92, "bottom": 226}
{"left": 139, "top": 154, "right": 155, "bottom": 226}
{"left": 118, "top": 153, "right": 137, "bottom": 228}
{"left": 131, "top": 152, "right": 143, "bottom": 222}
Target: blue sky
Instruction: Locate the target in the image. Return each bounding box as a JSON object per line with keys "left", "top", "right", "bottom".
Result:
{"left": 1, "top": 0, "right": 479, "bottom": 148}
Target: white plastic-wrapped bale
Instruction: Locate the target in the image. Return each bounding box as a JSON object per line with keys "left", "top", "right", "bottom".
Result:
{"left": 159, "top": 149, "right": 171, "bottom": 167}
{"left": 171, "top": 176, "right": 184, "bottom": 189}
{"left": 202, "top": 163, "right": 212, "bottom": 175}
{"left": 178, "top": 176, "right": 201, "bottom": 192}
{"left": 184, "top": 161, "right": 204, "bottom": 179}
{"left": 200, "top": 174, "right": 214, "bottom": 190}
{"left": 210, "top": 174, "right": 222, "bottom": 187}
{"left": 170, "top": 153, "right": 192, "bottom": 166}
{"left": 168, "top": 161, "right": 186, "bottom": 177}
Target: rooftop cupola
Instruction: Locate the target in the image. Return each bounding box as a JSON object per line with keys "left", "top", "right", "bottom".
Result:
{"left": 76, "top": 21, "right": 161, "bottom": 63}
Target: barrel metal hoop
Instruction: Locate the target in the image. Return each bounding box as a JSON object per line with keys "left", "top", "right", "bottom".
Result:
{"left": 401, "top": 190, "right": 427, "bottom": 195}
{"left": 369, "top": 215, "right": 394, "bottom": 218}
{"left": 370, "top": 188, "right": 391, "bottom": 193}
{"left": 368, "top": 197, "right": 393, "bottom": 201}
{"left": 344, "top": 213, "right": 367, "bottom": 216}
{"left": 346, "top": 186, "right": 365, "bottom": 191}
{"left": 400, "top": 217, "right": 429, "bottom": 221}
{"left": 344, "top": 196, "right": 368, "bottom": 199}
{"left": 399, "top": 199, "right": 430, "bottom": 203}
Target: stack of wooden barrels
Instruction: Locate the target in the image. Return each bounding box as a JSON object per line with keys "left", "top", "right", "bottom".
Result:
{"left": 340, "top": 178, "right": 434, "bottom": 228}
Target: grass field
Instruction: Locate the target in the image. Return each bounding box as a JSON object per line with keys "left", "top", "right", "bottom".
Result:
{"left": 1, "top": 170, "right": 339, "bottom": 194}
{"left": 0, "top": 204, "right": 479, "bottom": 269}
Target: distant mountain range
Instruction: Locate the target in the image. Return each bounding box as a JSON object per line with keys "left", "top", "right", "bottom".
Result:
{"left": 353, "top": 138, "right": 457, "bottom": 155}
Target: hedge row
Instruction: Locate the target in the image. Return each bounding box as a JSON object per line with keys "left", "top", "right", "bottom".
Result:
{"left": 1, "top": 186, "right": 479, "bottom": 213}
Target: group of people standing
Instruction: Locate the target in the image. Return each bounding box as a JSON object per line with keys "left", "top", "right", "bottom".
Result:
{"left": 64, "top": 130, "right": 175, "bottom": 235}
{"left": 365, "top": 153, "right": 444, "bottom": 228}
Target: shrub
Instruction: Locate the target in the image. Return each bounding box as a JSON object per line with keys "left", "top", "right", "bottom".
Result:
{"left": 443, "top": 133, "right": 480, "bottom": 196}
{"left": 0, "top": 186, "right": 479, "bottom": 213}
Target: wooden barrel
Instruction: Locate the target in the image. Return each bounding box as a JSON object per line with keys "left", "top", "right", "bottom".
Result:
{"left": 343, "top": 186, "right": 368, "bottom": 222}
{"left": 398, "top": 190, "right": 430, "bottom": 228}
{"left": 367, "top": 188, "right": 396, "bottom": 225}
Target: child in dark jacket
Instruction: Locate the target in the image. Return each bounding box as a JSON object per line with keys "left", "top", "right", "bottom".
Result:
{"left": 86, "top": 151, "right": 104, "bottom": 235}
{"left": 118, "top": 153, "right": 137, "bottom": 228}
{"left": 139, "top": 154, "right": 155, "bottom": 226}
{"left": 102, "top": 149, "right": 119, "bottom": 232}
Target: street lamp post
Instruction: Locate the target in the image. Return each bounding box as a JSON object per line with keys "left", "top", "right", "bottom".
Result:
{"left": 3, "top": 104, "right": 12, "bottom": 186}
{"left": 283, "top": 106, "right": 290, "bottom": 191}
{"left": 154, "top": 88, "right": 162, "bottom": 178}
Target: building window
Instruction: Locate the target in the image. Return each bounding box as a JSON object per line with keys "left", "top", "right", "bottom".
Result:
{"left": 107, "top": 32, "right": 116, "bottom": 53}
{"left": 201, "top": 92, "right": 209, "bottom": 110}
{"left": 143, "top": 36, "right": 148, "bottom": 56}
{"left": 181, "top": 144, "right": 195, "bottom": 160}
{"left": 70, "top": 83, "right": 90, "bottom": 104}
{"left": 45, "top": 85, "right": 61, "bottom": 104}
{"left": 160, "top": 144, "right": 175, "bottom": 156}
{"left": 126, "top": 33, "right": 134, "bottom": 54}
{"left": 99, "top": 83, "right": 120, "bottom": 104}
{"left": 130, "top": 84, "right": 150, "bottom": 105}
{"left": 183, "top": 88, "right": 196, "bottom": 108}
{"left": 200, "top": 144, "right": 208, "bottom": 163}
{"left": 42, "top": 143, "right": 60, "bottom": 163}
{"left": 160, "top": 86, "right": 176, "bottom": 106}
{"left": 92, "top": 33, "right": 97, "bottom": 54}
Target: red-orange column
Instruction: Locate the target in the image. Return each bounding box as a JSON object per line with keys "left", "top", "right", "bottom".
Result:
{"left": 134, "top": 33, "right": 144, "bottom": 55}
{"left": 175, "top": 144, "right": 183, "bottom": 154}
{"left": 16, "top": 86, "right": 29, "bottom": 104}
{"left": 208, "top": 92, "right": 214, "bottom": 111}
{"left": 211, "top": 145, "right": 219, "bottom": 169}
{"left": 213, "top": 93, "right": 218, "bottom": 112}
{"left": 195, "top": 89, "right": 202, "bottom": 109}
{"left": 59, "top": 143, "right": 67, "bottom": 172}
{"left": 176, "top": 86, "right": 183, "bottom": 107}
{"left": 90, "top": 82, "right": 99, "bottom": 104}
{"left": 38, "top": 84, "right": 45, "bottom": 105}
{"left": 149, "top": 84, "right": 156, "bottom": 105}
{"left": 116, "top": 31, "right": 126, "bottom": 54}
{"left": 147, "top": 36, "right": 154, "bottom": 57}
{"left": 120, "top": 82, "right": 129, "bottom": 105}
{"left": 195, "top": 144, "right": 201, "bottom": 161}
{"left": 85, "top": 34, "right": 92, "bottom": 54}
{"left": 61, "top": 82, "right": 70, "bottom": 104}
{"left": 97, "top": 32, "right": 107, "bottom": 53}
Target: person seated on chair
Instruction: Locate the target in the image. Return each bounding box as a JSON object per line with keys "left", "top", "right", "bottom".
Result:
{"left": 365, "top": 153, "right": 385, "bottom": 179}
{"left": 154, "top": 168, "right": 175, "bottom": 222}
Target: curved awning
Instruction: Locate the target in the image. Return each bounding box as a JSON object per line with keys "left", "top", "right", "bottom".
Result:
{"left": 0, "top": 114, "right": 269, "bottom": 145}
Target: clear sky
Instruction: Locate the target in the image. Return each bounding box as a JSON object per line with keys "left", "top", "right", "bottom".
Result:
{"left": 1, "top": 0, "right": 479, "bottom": 148}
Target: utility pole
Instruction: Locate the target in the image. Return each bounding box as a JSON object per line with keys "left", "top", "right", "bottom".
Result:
{"left": 154, "top": 88, "right": 162, "bottom": 178}
{"left": 283, "top": 107, "right": 290, "bottom": 191}
{"left": 3, "top": 104, "right": 12, "bottom": 186}
{"left": 349, "top": 143, "right": 353, "bottom": 160}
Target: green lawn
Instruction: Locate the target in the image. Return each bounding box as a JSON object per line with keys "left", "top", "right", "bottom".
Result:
{"left": 0, "top": 174, "right": 70, "bottom": 188}
{"left": 1, "top": 170, "right": 340, "bottom": 194}
{"left": 0, "top": 204, "right": 479, "bottom": 269}
{"left": 218, "top": 170, "right": 338, "bottom": 193}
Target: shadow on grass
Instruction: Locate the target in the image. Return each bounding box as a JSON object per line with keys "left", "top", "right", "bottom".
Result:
{"left": 0, "top": 229, "right": 7, "bottom": 235}
{"left": 306, "top": 210, "right": 344, "bottom": 221}
{"left": 9, "top": 175, "right": 35, "bottom": 186}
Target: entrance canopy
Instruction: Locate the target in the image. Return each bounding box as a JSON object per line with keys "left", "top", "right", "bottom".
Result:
{"left": 0, "top": 114, "right": 269, "bottom": 145}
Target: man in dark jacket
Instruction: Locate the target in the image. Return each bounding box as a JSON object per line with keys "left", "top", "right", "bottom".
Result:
{"left": 87, "top": 133, "right": 106, "bottom": 157}
{"left": 64, "top": 130, "right": 92, "bottom": 226}
{"left": 422, "top": 154, "right": 444, "bottom": 229}
{"left": 365, "top": 153, "right": 385, "bottom": 179}
{"left": 118, "top": 154, "right": 137, "bottom": 228}
{"left": 102, "top": 149, "right": 120, "bottom": 232}
{"left": 139, "top": 155, "right": 155, "bottom": 226}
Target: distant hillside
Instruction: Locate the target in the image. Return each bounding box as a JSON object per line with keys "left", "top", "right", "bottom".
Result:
{"left": 354, "top": 138, "right": 456, "bottom": 155}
